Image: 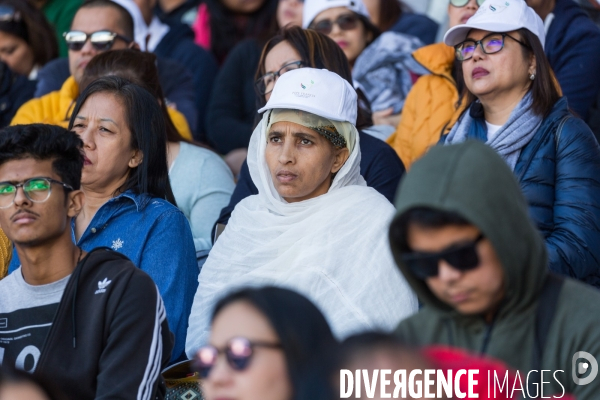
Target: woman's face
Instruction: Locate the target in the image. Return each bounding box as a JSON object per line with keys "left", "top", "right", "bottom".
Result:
{"left": 0, "top": 31, "right": 34, "bottom": 76}
{"left": 265, "top": 121, "right": 349, "bottom": 203}
{"left": 447, "top": 0, "right": 479, "bottom": 28}
{"left": 72, "top": 92, "right": 143, "bottom": 191}
{"left": 276, "top": 0, "right": 303, "bottom": 28}
{"left": 221, "top": 0, "right": 265, "bottom": 14}
{"left": 204, "top": 301, "right": 292, "bottom": 400}
{"left": 461, "top": 29, "right": 535, "bottom": 105}
{"left": 312, "top": 7, "right": 371, "bottom": 65}
{"left": 263, "top": 41, "right": 302, "bottom": 102}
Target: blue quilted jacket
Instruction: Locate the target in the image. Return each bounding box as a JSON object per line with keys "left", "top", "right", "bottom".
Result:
{"left": 443, "top": 97, "right": 600, "bottom": 287}
{"left": 515, "top": 98, "right": 600, "bottom": 287}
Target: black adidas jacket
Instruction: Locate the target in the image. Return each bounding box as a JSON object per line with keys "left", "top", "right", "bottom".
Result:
{"left": 34, "top": 248, "right": 173, "bottom": 400}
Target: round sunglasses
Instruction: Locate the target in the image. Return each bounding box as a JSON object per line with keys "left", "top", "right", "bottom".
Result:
{"left": 63, "top": 30, "right": 132, "bottom": 52}
{"left": 309, "top": 13, "right": 360, "bottom": 35}
{"left": 193, "top": 337, "right": 282, "bottom": 378}
{"left": 450, "top": 0, "right": 485, "bottom": 7}
{"left": 401, "top": 234, "right": 485, "bottom": 280}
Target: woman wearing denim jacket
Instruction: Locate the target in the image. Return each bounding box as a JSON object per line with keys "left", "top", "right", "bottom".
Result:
{"left": 441, "top": 0, "right": 600, "bottom": 287}
{"left": 68, "top": 76, "right": 198, "bottom": 362}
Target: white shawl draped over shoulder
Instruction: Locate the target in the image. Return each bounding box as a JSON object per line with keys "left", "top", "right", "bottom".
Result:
{"left": 185, "top": 112, "right": 417, "bottom": 357}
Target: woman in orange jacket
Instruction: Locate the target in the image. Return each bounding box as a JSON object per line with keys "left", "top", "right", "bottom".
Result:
{"left": 386, "top": 0, "right": 481, "bottom": 169}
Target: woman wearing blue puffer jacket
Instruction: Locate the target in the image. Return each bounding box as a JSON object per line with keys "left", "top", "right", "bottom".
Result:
{"left": 440, "top": 0, "right": 600, "bottom": 288}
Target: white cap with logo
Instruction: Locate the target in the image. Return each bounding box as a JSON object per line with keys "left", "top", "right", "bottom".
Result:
{"left": 444, "top": 0, "right": 545, "bottom": 49}
{"left": 258, "top": 68, "right": 358, "bottom": 125}
{"left": 302, "top": 0, "right": 370, "bottom": 29}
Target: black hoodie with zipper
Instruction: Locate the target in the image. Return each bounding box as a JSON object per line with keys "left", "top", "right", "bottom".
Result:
{"left": 34, "top": 247, "right": 173, "bottom": 400}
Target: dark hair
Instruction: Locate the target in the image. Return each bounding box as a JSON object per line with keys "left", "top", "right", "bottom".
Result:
{"left": 80, "top": 49, "right": 185, "bottom": 144}
{"left": 0, "top": 0, "right": 58, "bottom": 68}
{"left": 0, "top": 366, "right": 66, "bottom": 400}
{"left": 377, "top": 0, "right": 403, "bottom": 32}
{"left": 206, "top": 0, "right": 278, "bottom": 63}
{"left": 78, "top": 0, "right": 134, "bottom": 40}
{"left": 212, "top": 286, "right": 337, "bottom": 400}
{"left": 457, "top": 28, "right": 561, "bottom": 118}
{"left": 354, "top": 13, "right": 381, "bottom": 46}
{"left": 256, "top": 26, "right": 373, "bottom": 129}
{"left": 389, "top": 207, "right": 472, "bottom": 253}
{"left": 0, "top": 124, "right": 83, "bottom": 190}
{"left": 68, "top": 76, "right": 176, "bottom": 204}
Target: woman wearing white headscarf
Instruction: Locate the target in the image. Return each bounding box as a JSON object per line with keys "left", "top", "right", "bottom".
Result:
{"left": 185, "top": 68, "right": 417, "bottom": 357}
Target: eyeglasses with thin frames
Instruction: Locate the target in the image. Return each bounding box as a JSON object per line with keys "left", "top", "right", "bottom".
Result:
{"left": 0, "top": 177, "right": 74, "bottom": 209}
{"left": 255, "top": 60, "right": 303, "bottom": 95}
{"left": 454, "top": 32, "right": 531, "bottom": 61}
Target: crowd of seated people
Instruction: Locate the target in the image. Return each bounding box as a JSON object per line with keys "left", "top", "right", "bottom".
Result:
{"left": 0, "top": 0, "right": 600, "bottom": 399}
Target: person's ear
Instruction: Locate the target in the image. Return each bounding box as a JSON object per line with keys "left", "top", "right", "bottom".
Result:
{"left": 67, "top": 190, "right": 85, "bottom": 218}
{"left": 128, "top": 149, "right": 143, "bottom": 169}
{"left": 528, "top": 54, "right": 537, "bottom": 77}
{"left": 331, "top": 147, "right": 350, "bottom": 174}
{"left": 129, "top": 41, "right": 140, "bottom": 51}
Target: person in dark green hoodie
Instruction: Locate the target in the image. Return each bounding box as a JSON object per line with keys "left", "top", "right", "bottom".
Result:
{"left": 389, "top": 140, "right": 600, "bottom": 399}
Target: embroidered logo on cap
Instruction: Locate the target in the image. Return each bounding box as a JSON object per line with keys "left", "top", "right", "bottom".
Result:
{"left": 300, "top": 80, "right": 315, "bottom": 90}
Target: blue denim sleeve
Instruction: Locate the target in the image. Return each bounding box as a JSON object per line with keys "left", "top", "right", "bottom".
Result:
{"left": 139, "top": 209, "right": 199, "bottom": 362}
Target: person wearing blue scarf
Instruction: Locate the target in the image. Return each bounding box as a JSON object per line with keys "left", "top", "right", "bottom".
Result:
{"left": 440, "top": 0, "right": 600, "bottom": 288}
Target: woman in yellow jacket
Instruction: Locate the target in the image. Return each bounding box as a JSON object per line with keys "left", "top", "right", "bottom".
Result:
{"left": 386, "top": 0, "right": 481, "bottom": 169}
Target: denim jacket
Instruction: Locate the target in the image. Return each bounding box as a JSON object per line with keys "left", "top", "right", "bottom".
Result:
{"left": 9, "top": 190, "right": 199, "bottom": 362}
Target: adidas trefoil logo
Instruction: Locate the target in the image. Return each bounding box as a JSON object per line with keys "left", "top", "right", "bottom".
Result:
{"left": 95, "top": 277, "right": 112, "bottom": 295}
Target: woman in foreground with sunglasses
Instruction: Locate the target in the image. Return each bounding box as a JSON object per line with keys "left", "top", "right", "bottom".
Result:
{"left": 186, "top": 67, "right": 417, "bottom": 356}
{"left": 195, "top": 286, "right": 337, "bottom": 400}
{"left": 303, "top": 0, "right": 424, "bottom": 132}
{"left": 386, "top": 0, "right": 482, "bottom": 169}
{"left": 441, "top": 0, "right": 600, "bottom": 287}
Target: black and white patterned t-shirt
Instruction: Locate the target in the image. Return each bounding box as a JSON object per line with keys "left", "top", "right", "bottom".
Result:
{"left": 0, "top": 268, "right": 70, "bottom": 372}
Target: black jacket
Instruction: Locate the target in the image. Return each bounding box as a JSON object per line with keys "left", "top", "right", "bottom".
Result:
{"left": 205, "top": 39, "right": 262, "bottom": 154}
{"left": 35, "top": 248, "right": 173, "bottom": 400}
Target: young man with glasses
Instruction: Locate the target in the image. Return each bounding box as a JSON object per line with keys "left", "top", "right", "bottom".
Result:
{"left": 0, "top": 124, "right": 173, "bottom": 399}
{"left": 10, "top": 0, "right": 199, "bottom": 135}
{"left": 389, "top": 140, "right": 600, "bottom": 399}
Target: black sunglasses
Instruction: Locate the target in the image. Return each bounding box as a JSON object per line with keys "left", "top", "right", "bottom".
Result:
{"left": 309, "top": 13, "right": 360, "bottom": 35}
{"left": 63, "top": 30, "right": 132, "bottom": 51}
{"left": 402, "top": 234, "right": 485, "bottom": 280}
{"left": 450, "top": 0, "right": 485, "bottom": 7}
{"left": 193, "top": 337, "right": 282, "bottom": 378}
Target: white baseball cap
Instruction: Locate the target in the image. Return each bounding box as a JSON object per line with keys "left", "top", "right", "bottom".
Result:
{"left": 258, "top": 68, "right": 358, "bottom": 125}
{"left": 302, "top": 0, "right": 370, "bottom": 29}
{"left": 444, "top": 0, "right": 545, "bottom": 49}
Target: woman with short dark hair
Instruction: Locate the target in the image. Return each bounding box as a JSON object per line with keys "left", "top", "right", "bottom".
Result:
{"left": 442, "top": 0, "right": 600, "bottom": 287}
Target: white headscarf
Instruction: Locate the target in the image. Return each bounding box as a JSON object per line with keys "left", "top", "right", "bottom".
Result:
{"left": 185, "top": 111, "right": 417, "bottom": 357}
